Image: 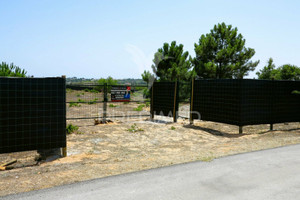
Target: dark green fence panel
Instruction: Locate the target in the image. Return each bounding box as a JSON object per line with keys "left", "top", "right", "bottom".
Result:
{"left": 191, "top": 79, "right": 300, "bottom": 126}
{"left": 151, "top": 82, "right": 178, "bottom": 119}
{"left": 240, "top": 79, "right": 273, "bottom": 125}
{"left": 271, "top": 80, "right": 300, "bottom": 124}
{"left": 0, "top": 77, "right": 66, "bottom": 154}
{"left": 192, "top": 79, "right": 242, "bottom": 125}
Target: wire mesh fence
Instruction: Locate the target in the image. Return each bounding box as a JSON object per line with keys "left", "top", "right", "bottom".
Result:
{"left": 191, "top": 79, "right": 300, "bottom": 126}
{"left": 66, "top": 84, "right": 150, "bottom": 121}
{"left": 0, "top": 77, "right": 66, "bottom": 154}
{"left": 178, "top": 81, "right": 191, "bottom": 119}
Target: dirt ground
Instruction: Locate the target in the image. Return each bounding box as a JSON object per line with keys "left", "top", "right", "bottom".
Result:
{"left": 1, "top": 90, "right": 300, "bottom": 196}
{"left": 1, "top": 116, "right": 300, "bottom": 196}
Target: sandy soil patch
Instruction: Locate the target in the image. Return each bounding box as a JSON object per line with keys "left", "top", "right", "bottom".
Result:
{"left": 0, "top": 117, "right": 300, "bottom": 196}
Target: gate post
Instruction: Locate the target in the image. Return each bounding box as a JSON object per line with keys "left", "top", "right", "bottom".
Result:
{"left": 102, "top": 83, "right": 108, "bottom": 123}
{"left": 190, "top": 78, "right": 195, "bottom": 125}
{"left": 270, "top": 78, "right": 274, "bottom": 131}
{"left": 239, "top": 126, "right": 243, "bottom": 134}
{"left": 62, "top": 75, "right": 67, "bottom": 157}
{"left": 150, "top": 82, "right": 154, "bottom": 121}
{"left": 173, "top": 81, "right": 178, "bottom": 123}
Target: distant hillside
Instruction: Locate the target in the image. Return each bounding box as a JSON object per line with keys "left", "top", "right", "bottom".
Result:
{"left": 66, "top": 77, "right": 146, "bottom": 85}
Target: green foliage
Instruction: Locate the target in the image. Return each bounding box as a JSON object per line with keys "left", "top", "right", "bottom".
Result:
{"left": 141, "top": 70, "right": 154, "bottom": 85}
{"left": 98, "top": 76, "right": 118, "bottom": 85}
{"left": 78, "top": 98, "right": 85, "bottom": 103}
{"left": 0, "top": 62, "right": 27, "bottom": 77}
{"left": 143, "top": 88, "right": 150, "bottom": 98}
{"left": 152, "top": 41, "right": 193, "bottom": 81}
{"left": 256, "top": 59, "right": 300, "bottom": 80}
{"left": 134, "top": 104, "right": 145, "bottom": 111}
{"left": 69, "top": 102, "right": 81, "bottom": 107}
{"left": 131, "top": 91, "right": 137, "bottom": 97}
{"left": 127, "top": 123, "right": 144, "bottom": 133}
{"left": 178, "top": 82, "right": 191, "bottom": 101}
{"left": 256, "top": 58, "right": 278, "bottom": 80}
{"left": 66, "top": 88, "right": 73, "bottom": 93}
{"left": 277, "top": 64, "right": 300, "bottom": 80}
{"left": 74, "top": 98, "right": 99, "bottom": 105}
{"left": 145, "top": 101, "right": 150, "bottom": 107}
{"left": 123, "top": 101, "right": 129, "bottom": 104}
{"left": 109, "top": 104, "right": 117, "bottom": 107}
{"left": 66, "top": 124, "right": 79, "bottom": 134}
{"left": 88, "top": 98, "right": 99, "bottom": 104}
{"left": 117, "top": 78, "right": 146, "bottom": 85}
{"left": 193, "top": 22, "right": 259, "bottom": 79}
{"left": 84, "top": 88, "right": 99, "bottom": 93}
{"left": 291, "top": 90, "right": 300, "bottom": 95}
{"left": 171, "top": 126, "right": 176, "bottom": 130}
{"left": 90, "top": 89, "right": 99, "bottom": 93}
{"left": 133, "top": 86, "right": 147, "bottom": 91}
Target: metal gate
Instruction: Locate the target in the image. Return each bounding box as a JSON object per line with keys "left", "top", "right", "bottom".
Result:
{"left": 66, "top": 84, "right": 150, "bottom": 121}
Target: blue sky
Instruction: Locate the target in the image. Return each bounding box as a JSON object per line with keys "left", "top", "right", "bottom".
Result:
{"left": 1, "top": 0, "right": 299, "bottom": 79}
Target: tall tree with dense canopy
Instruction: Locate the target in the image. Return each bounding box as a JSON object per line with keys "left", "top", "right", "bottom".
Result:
{"left": 193, "top": 22, "right": 259, "bottom": 79}
{"left": 151, "top": 41, "right": 193, "bottom": 81}
{"left": 0, "top": 62, "right": 27, "bottom": 77}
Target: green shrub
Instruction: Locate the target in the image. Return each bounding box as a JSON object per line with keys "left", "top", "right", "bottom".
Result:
{"left": 123, "top": 101, "right": 129, "bottom": 104}
{"left": 88, "top": 98, "right": 99, "bottom": 104}
{"left": 134, "top": 104, "right": 145, "bottom": 111}
{"left": 143, "top": 88, "right": 150, "bottom": 98}
{"left": 127, "top": 123, "right": 144, "bottom": 133}
{"left": 90, "top": 89, "right": 99, "bottom": 93}
{"left": 83, "top": 88, "right": 99, "bottom": 93}
{"left": 109, "top": 104, "right": 117, "bottom": 107}
{"left": 66, "top": 124, "right": 79, "bottom": 134}
{"left": 69, "top": 102, "right": 81, "bottom": 107}
{"left": 178, "top": 82, "right": 191, "bottom": 102}
{"left": 78, "top": 98, "right": 86, "bottom": 103}
{"left": 171, "top": 126, "right": 176, "bottom": 130}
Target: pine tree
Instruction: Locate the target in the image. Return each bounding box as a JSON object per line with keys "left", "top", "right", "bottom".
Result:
{"left": 193, "top": 22, "right": 259, "bottom": 79}
{"left": 151, "top": 41, "right": 193, "bottom": 81}
{"left": 0, "top": 62, "right": 27, "bottom": 77}
{"left": 256, "top": 58, "right": 278, "bottom": 80}
{"left": 141, "top": 70, "right": 154, "bottom": 85}
{"left": 256, "top": 58, "right": 300, "bottom": 80}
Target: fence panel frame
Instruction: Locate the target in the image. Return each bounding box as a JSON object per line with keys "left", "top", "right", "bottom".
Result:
{"left": 150, "top": 81, "right": 179, "bottom": 122}
{"left": 0, "top": 77, "right": 66, "bottom": 154}
{"left": 190, "top": 79, "right": 300, "bottom": 129}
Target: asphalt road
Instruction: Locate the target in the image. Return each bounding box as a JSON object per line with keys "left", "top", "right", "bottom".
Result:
{"left": 2, "top": 144, "right": 300, "bottom": 200}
